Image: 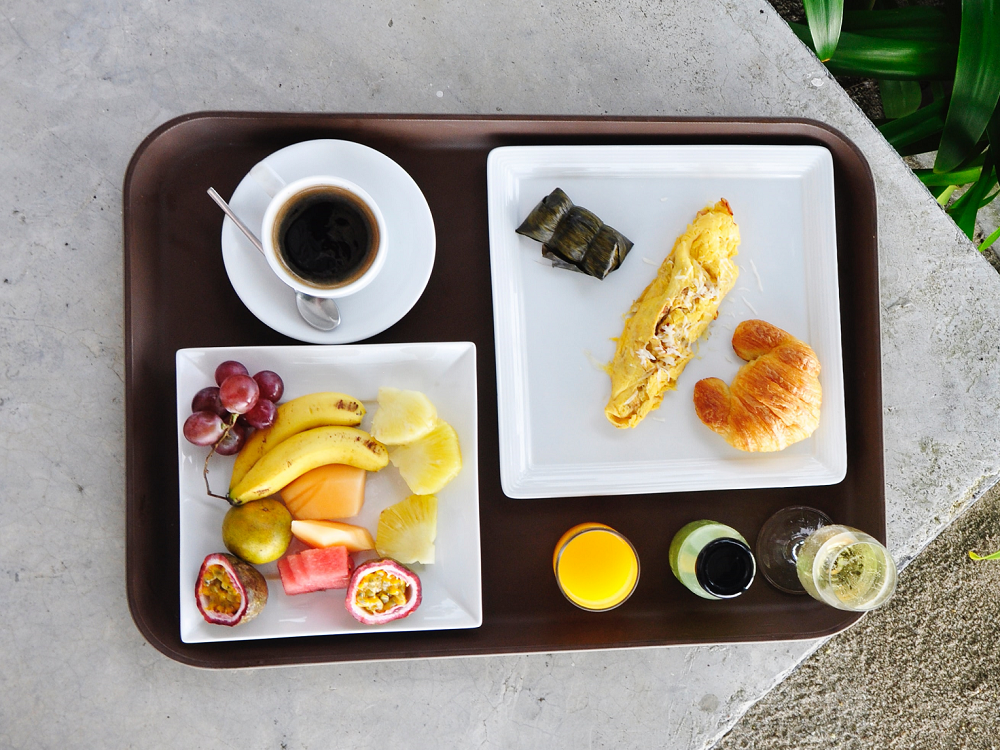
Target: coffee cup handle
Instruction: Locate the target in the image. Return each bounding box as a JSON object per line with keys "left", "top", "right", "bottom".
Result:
{"left": 249, "top": 162, "right": 287, "bottom": 199}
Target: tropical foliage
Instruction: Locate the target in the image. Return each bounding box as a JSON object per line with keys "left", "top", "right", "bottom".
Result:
{"left": 790, "top": 0, "right": 1000, "bottom": 251}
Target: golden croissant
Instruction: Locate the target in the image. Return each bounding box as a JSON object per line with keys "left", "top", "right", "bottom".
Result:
{"left": 693, "top": 319, "right": 821, "bottom": 452}
{"left": 604, "top": 199, "right": 740, "bottom": 429}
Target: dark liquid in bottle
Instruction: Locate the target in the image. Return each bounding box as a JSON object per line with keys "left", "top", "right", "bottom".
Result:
{"left": 275, "top": 187, "right": 377, "bottom": 288}
{"left": 695, "top": 538, "right": 756, "bottom": 598}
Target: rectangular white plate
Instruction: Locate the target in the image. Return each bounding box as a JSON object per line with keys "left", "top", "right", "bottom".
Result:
{"left": 487, "top": 145, "right": 846, "bottom": 499}
{"left": 176, "top": 342, "right": 481, "bottom": 643}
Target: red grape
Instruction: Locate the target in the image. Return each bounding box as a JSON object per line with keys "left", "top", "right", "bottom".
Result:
{"left": 215, "top": 423, "right": 247, "bottom": 456}
{"left": 243, "top": 397, "right": 277, "bottom": 429}
{"left": 215, "top": 360, "right": 249, "bottom": 386}
{"left": 219, "top": 374, "right": 259, "bottom": 414}
{"left": 183, "top": 411, "right": 225, "bottom": 446}
{"left": 191, "top": 386, "right": 227, "bottom": 417}
{"left": 253, "top": 370, "right": 284, "bottom": 402}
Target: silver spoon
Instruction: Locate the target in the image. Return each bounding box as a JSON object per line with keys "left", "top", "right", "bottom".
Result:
{"left": 207, "top": 188, "right": 342, "bottom": 331}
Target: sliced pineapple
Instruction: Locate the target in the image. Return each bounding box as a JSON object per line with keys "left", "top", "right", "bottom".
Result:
{"left": 370, "top": 387, "right": 438, "bottom": 445}
{"left": 376, "top": 494, "right": 437, "bottom": 564}
{"left": 389, "top": 420, "right": 462, "bottom": 495}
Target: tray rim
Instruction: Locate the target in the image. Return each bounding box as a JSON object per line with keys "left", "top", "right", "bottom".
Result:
{"left": 124, "top": 112, "right": 881, "bottom": 668}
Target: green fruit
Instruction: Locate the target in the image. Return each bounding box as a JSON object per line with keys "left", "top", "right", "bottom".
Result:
{"left": 222, "top": 498, "right": 292, "bottom": 564}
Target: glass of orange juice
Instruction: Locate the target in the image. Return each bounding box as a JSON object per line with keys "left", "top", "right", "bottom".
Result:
{"left": 553, "top": 523, "right": 640, "bottom": 611}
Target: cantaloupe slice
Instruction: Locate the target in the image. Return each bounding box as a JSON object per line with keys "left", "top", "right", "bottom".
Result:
{"left": 280, "top": 464, "right": 366, "bottom": 520}
{"left": 290, "top": 520, "right": 376, "bottom": 552}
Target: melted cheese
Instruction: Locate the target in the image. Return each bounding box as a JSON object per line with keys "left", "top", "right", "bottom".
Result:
{"left": 604, "top": 200, "right": 740, "bottom": 429}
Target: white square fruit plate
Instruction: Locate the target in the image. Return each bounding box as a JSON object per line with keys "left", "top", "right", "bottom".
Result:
{"left": 176, "top": 342, "right": 481, "bottom": 643}
{"left": 487, "top": 145, "right": 847, "bottom": 499}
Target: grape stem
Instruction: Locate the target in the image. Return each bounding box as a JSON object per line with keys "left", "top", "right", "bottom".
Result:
{"left": 203, "top": 414, "right": 238, "bottom": 504}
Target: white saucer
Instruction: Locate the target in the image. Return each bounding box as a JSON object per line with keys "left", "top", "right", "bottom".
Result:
{"left": 221, "top": 140, "right": 436, "bottom": 343}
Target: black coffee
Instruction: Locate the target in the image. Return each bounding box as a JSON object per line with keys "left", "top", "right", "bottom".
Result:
{"left": 274, "top": 186, "right": 378, "bottom": 288}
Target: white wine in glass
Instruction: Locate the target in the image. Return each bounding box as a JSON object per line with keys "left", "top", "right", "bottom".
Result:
{"left": 795, "top": 525, "right": 897, "bottom": 611}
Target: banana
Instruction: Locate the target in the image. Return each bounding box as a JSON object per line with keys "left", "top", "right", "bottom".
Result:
{"left": 229, "top": 426, "right": 388, "bottom": 504}
{"left": 229, "top": 392, "right": 365, "bottom": 492}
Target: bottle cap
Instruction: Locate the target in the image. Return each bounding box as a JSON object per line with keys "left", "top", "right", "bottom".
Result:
{"left": 696, "top": 538, "right": 756, "bottom": 598}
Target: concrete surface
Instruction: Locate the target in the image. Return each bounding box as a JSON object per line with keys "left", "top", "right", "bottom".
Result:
{"left": 2, "top": 1, "right": 1000, "bottom": 748}
{"left": 716, "top": 481, "right": 1000, "bottom": 750}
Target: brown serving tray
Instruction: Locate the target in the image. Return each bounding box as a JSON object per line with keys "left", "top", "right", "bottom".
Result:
{"left": 124, "top": 113, "right": 882, "bottom": 668}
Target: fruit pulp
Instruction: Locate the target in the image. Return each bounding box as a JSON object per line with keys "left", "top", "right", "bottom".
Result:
{"left": 281, "top": 463, "right": 367, "bottom": 520}
{"left": 376, "top": 494, "right": 437, "bottom": 565}
{"left": 553, "top": 523, "right": 639, "bottom": 611}
{"left": 199, "top": 564, "right": 241, "bottom": 615}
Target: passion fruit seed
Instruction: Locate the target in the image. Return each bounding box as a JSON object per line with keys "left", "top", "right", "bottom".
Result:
{"left": 345, "top": 559, "right": 422, "bottom": 624}
{"left": 198, "top": 564, "right": 242, "bottom": 616}
{"left": 354, "top": 569, "right": 409, "bottom": 617}
{"left": 195, "top": 552, "right": 268, "bottom": 626}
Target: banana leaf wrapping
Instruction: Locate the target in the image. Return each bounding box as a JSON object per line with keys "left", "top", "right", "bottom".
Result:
{"left": 516, "top": 188, "right": 633, "bottom": 280}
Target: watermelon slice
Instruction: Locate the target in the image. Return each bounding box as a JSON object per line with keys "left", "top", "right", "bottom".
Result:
{"left": 277, "top": 546, "right": 354, "bottom": 596}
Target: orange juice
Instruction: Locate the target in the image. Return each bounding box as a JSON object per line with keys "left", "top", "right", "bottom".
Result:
{"left": 553, "top": 523, "right": 640, "bottom": 611}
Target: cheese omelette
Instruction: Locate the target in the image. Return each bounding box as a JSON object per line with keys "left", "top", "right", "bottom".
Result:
{"left": 604, "top": 199, "right": 740, "bottom": 429}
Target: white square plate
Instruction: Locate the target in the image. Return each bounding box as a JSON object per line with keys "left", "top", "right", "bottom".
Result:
{"left": 487, "top": 145, "right": 846, "bottom": 499}
{"left": 176, "top": 342, "right": 481, "bottom": 643}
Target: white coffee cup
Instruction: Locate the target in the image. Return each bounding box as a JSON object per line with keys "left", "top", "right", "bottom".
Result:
{"left": 256, "top": 165, "right": 387, "bottom": 299}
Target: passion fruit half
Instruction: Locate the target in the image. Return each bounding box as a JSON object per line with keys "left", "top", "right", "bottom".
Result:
{"left": 345, "top": 559, "right": 422, "bottom": 625}
{"left": 195, "top": 552, "right": 268, "bottom": 626}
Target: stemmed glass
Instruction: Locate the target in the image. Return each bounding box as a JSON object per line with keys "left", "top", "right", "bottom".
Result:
{"left": 755, "top": 506, "right": 897, "bottom": 611}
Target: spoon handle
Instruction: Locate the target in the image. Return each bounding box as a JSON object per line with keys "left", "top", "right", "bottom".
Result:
{"left": 207, "top": 188, "right": 265, "bottom": 256}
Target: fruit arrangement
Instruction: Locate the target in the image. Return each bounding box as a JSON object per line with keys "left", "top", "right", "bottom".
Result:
{"left": 183, "top": 364, "right": 462, "bottom": 630}
{"left": 183, "top": 361, "right": 285, "bottom": 457}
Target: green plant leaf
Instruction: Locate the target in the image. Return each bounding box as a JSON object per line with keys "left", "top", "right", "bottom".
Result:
{"left": 914, "top": 165, "right": 982, "bottom": 186}
{"left": 843, "top": 8, "right": 959, "bottom": 41}
{"left": 880, "top": 80, "right": 923, "bottom": 119}
{"left": 804, "top": 0, "right": 845, "bottom": 60}
{"left": 946, "top": 156, "right": 997, "bottom": 238}
{"left": 980, "top": 225, "right": 1000, "bottom": 252}
{"left": 895, "top": 134, "right": 947, "bottom": 157}
{"left": 934, "top": 0, "right": 1000, "bottom": 172}
{"left": 969, "top": 549, "right": 1000, "bottom": 560}
{"left": 936, "top": 185, "right": 959, "bottom": 204}
{"left": 989, "top": 102, "right": 1000, "bottom": 180}
{"left": 790, "top": 23, "right": 958, "bottom": 79}
{"left": 878, "top": 98, "right": 949, "bottom": 149}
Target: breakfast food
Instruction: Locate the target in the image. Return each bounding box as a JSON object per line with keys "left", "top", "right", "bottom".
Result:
{"left": 605, "top": 199, "right": 740, "bottom": 428}
{"left": 346, "top": 559, "right": 422, "bottom": 624}
{"left": 290, "top": 520, "right": 376, "bottom": 552}
{"left": 281, "top": 464, "right": 367, "bottom": 519}
{"left": 185, "top": 369, "right": 462, "bottom": 628}
{"left": 195, "top": 552, "right": 268, "bottom": 626}
{"left": 516, "top": 187, "right": 634, "bottom": 279}
{"left": 375, "top": 494, "right": 438, "bottom": 565}
{"left": 388, "top": 421, "right": 462, "bottom": 495}
{"left": 183, "top": 361, "right": 285, "bottom": 455}
{"left": 221, "top": 498, "right": 293, "bottom": 564}
{"left": 228, "top": 426, "right": 388, "bottom": 505}
{"left": 278, "top": 546, "right": 355, "bottom": 595}
{"left": 370, "top": 387, "right": 438, "bottom": 445}
{"left": 693, "top": 319, "right": 822, "bottom": 452}
{"left": 229, "top": 391, "right": 365, "bottom": 491}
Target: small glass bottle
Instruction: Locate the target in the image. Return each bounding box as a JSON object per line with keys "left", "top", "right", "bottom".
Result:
{"left": 669, "top": 520, "right": 756, "bottom": 600}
